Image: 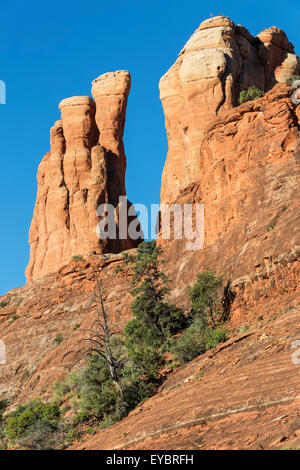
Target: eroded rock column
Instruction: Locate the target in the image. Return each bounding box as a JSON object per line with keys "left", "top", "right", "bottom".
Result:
{"left": 26, "top": 71, "right": 141, "bottom": 282}
{"left": 92, "top": 71, "right": 131, "bottom": 202}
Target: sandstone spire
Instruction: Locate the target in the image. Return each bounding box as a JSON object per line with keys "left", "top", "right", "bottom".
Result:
{"left": 26, "top": 72, "right": 141, "bottom": 282}
{"left": 91, "top": 70, "right": 131, "bottom": 202}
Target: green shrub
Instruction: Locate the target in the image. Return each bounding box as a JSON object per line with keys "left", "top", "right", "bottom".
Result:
{"left": 239, "top": 86, "right": 264, "bottom": 104}
{"left": 98, "top": 413, "right": 120, "bottom": 430}
{"left": 115, "top": 264, "right": 123, "bottom": 274}
{"left": 126, "top": 343, "right": 163, "bottom": 380}
{"left": 86, "top": 426, "right": 97, "bottom": 435}
{"left": 122, "top": 379, "right": 154, "bottom": 411}
{"left": 0, "top": 300, "right": 9, "bottom": 309}
{"left": 9, "top": 314, "right": 20, "bottom": 324}
{"left": 171, "top": 320, "right": 206, "bottom": 364}
{"left": 0, "top": 400, "right": 8, "bottom": 425}
{"left": 124, "top": 241, "right": 186, "bottom": 378}
{"left": 5, "top": 399, "right": 61, "bottom": 449}
{"left": 65, "top": 428, "right": 79, "bottom": 444}
{"left": 53, "top": 333, "right": 64, "bottom": 346}
{"left": 72, "top": 255, "right": 83, "bottom": 260}
{"left": 187, "top": 270, "right": 223, "bottom": 327}
{"left": 72, "top": 411, "right": 89, "bottom": 426}
{"left": 286, "top": 75, "right": 300, "bottom": 86}
{"left": 266, "top": 219, "right": 276, "bottom": 232}
{"left": 171, "top": 321, "right": 228, "bottom": 364}
{"left": 50, "top": 381, "right": 70, "bottom": 406}
{"left": 75, "top": 355, "right": 121, "bottom": 423}
{"left": 125, "top": 318, "right": 162, "bottom": 351}
{"left": 204, "top": 327, "right": 228, "bottom": 350}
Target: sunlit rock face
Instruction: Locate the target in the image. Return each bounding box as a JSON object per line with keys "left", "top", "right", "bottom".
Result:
{"left": 159, "top": 15, "right": 300, "bottom": 204}
{"left": 26, "top": 72, "right": 142, "bottom": 283}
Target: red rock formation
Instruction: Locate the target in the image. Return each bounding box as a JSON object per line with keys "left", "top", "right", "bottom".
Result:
{"left": 26, "top": 72, "right": 141, "bottom": 283}
{"left": 72, "top": 305, "right": 300, "bottom": 450}
{"left": 159, "top": 84, "right": 299, "bottom": 325}
{"left": 158, "top": 17, "right": 299, "bottom": 332}
{"left": 92, "top": 71, "right": 130, "bottom": 201}
{"left": 159, "top": 15, "right": 300, "bottom": 204}
{"left": 257, "top": 27, "right": 300, "bottom": 87}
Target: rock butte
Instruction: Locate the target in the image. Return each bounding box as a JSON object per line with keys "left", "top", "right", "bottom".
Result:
{"left": 0, "top": 15, "right": 299, "bottom": 450}
{"left": 159, "top": 15, "right": 300, "bottom": 204}
{"left": 26, "top": 71, "right": 142, "bottom": 283}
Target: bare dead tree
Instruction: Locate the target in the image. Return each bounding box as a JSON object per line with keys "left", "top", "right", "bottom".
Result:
{"left": 76, "top": 265, "right": 123, "bottom": 395}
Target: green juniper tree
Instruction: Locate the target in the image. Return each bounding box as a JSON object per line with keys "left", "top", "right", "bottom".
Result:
{"left": 187, "top": 270, "right": 223, "bottom": 328}
{"left": 126, "top": 241, "right": 185, "bottom": 337}
{"left": 239, "top": 86, "right": 263, "bottom": 104}
{"left": 171, "top": 270, "right": 229, "bottom": 364}
{"left": 123, "top": 241, "right": 186, "bottom": 377}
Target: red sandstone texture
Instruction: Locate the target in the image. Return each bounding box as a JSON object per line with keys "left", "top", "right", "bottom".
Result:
{"left": 159, "top": 84, "right": 300, "bottom": 329}
{"left": 26, "top": 71, "right": 141, "bottom": 283}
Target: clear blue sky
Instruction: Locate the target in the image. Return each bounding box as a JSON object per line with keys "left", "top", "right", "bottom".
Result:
{"left": 0, "top": 0, "right": 299, "bottom": 295}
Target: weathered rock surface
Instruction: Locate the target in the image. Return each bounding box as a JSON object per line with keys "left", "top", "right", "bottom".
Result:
{"left": 91, "top": 71, "right": 130, "bottom": 201}
{"left": 257, "top": 27, "right": 299, "bottom": 87}
{"left": 160, "top": 16, "right": 300, "bottom": 204}
{"left": 1, "top": 253, "right": 134, "bottom": 404}
{"left": 159, "top": 84, "right": 300, "bottom": 327}
{"left": 1, "top": 91, "right": 299, "bottom": 445}
{"left": 26, "top": 71, "right": 141, "bottom": 283}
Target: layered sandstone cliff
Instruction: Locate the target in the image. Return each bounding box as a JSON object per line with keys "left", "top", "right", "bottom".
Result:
{"left": 160, "top": 15, "right": 300, "bottom": 204}
{"left": 26, "top": 71, "right": 142, "bottom": 283}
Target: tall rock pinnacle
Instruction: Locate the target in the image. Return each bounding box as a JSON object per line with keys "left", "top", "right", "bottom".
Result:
{"left": 26, "top": 71, "right": 141, "bottom": 283}
{"left": 91, "top": 71, "right": 131, "bottom": 202}
{"left": 159, "top": 15, "right": 300, "bottom": 204}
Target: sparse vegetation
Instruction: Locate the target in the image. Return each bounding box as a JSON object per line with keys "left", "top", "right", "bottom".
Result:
{"left": 124, "top": 241, "right": 186, "bottom": 342}
{"left": 72, "top": 255, "right": 83, "bottom": 260}
{"left": 53, "top": 333, "right": 64, "bottom": 347}
{"left": 85, "top": 426, "right": 97, "bottom": 435}
{"left": 9, "top": 314, "right": 20, "bottom": 324}
{"left": 1, "top": 399, "right": 64, "bottom": 449}
{"left": 266, "top": 219, "right": 276, "bottom": 232}
{"left": 239, "top": 86, "right": 264, "bottom": 104}
{"left": 0, "top": 300, "right": 9, "bottom": 309}
{"left": 286, "top": 75, "right": 300, "bottom": 86}
{"left": 238, "top": 323, "right": 250, "bottom": 334}
{"left": 0, "top": 242, "right": 231, "bottom": 449}
{"left": 170, "top": 270, "right": 229, "bottom": 364}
